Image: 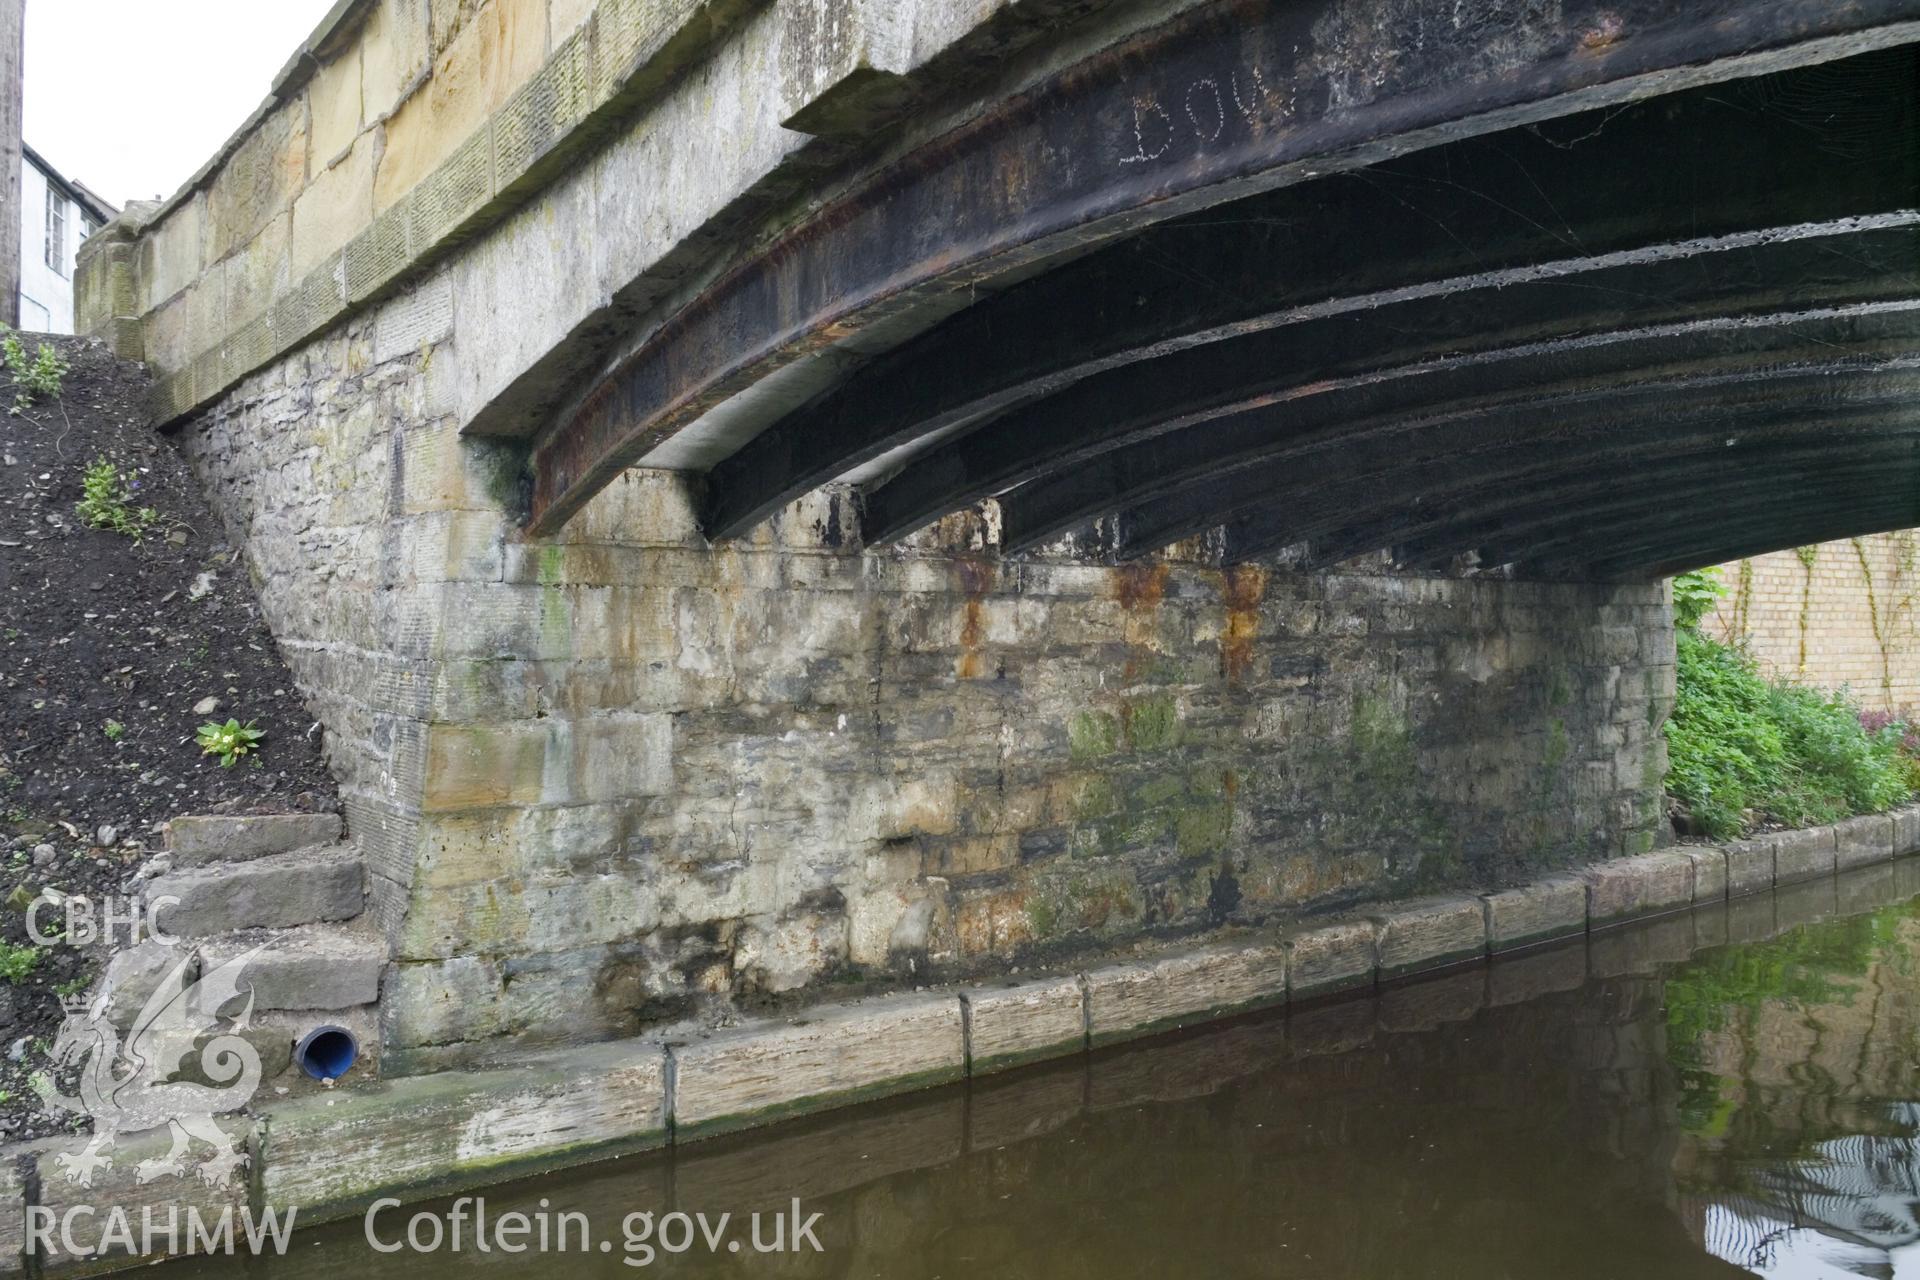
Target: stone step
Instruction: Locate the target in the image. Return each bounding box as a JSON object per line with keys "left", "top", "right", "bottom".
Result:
{"left": 168, "top": 813, "right": 343, "bottom": 867}
{"left": 148, "top": 846, "right": 364, "bottom": 937}
{"left": 198, "top": 922, "right": 386, "bottom": 1011}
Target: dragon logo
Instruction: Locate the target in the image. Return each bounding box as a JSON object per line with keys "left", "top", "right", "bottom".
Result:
{"left": 34, "top": 948, "right": 264, "bottom": 1190}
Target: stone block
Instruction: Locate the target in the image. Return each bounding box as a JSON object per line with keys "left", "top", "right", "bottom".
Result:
{"left": 261, "top": 1040, "right": 667, "bottom": 1220}
{"left": 307, "top": 45, "right": 364, "bottom": 166}
{"left": 137, "top": 193, "right": 204, "bottom": 310}
{"left": 208, "top": 98, "right": 307, "bottom": 261}
{"left": 1722, "top": 839, "right": 1773, "bottom": 897}
{"left": 1084, "top": 941, "right": 1287, "bottom": 1047}
{"left": 1282, "top": 918, "right": 1375, "bottom": 999}
{"left": 362, "top": 0, "right": 430, "bottom": 123}
{"left": 0, "top": 1159, "right": 20, "bottom": 1276}
{"left": 290, "top": 131, "right": 375, "bottom": 278}
{"left": 382, "top": 956, "right": 506, "bottom": 1047}
{"left": 148, "top": 848, "right": 363, "bottom": 937}
{"left": 100, "top": 939, "right": 196, "bottom": 1029}
{"left": 1481, "top": 876, "right": 1586, "bottom": 951}
{"left": 1584, "top": 850, "right": 1694, "bottom": 926}
{"left": 375, "top": 0, "right": 544, "bottom": 211}
{"left": 1894, "top": 807, "right": 1920, "bottom": 856}
{"left": 1768, "top": 825, "right": 1836, "bottom": 885}
{"left": 32, "top": 1120, "right": 253, "bottom": 1267}
{"left": 1370, "top": 895, "right": 1486, "bottom": 977}
{"left": 1686, "top": 847, "right": 1728, "bottom": 902}
{"left": 1833, "top": 814, "right": 1895, "bottom": 871}
{"left": 671, "top": 994, "right": 964, "bottom": 1138}
{"left": 199, "top": 924, "right": 385, "bottom": 1011}
{"left": 963, "top": 976, "right": 1084, "bottom": 1074}
{"left": 167, "top": 813, "right": 343, "bottom": 866}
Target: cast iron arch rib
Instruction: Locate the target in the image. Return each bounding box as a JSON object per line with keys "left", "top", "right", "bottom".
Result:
{"left": 526, "top": 0, "right": 1920, "bottom": 537}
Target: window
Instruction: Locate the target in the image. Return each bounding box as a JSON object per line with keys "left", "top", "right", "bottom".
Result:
{"left": 44, "top": 188, "right": 65, "bottom": 276}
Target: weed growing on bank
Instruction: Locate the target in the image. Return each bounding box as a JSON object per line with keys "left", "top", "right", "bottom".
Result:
{"left": 1666, "top": 568, "right": 1916, "bottom": 839}
{"left": 75, "top": 457, "right": 158, "bottom": 539}
{"left": 0, "top": 325, "right": 68, "bottom": 413}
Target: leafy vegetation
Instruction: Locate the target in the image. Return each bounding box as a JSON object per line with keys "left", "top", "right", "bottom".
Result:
{"left": 0, "top": 326, "right": 68, "bottom": 414}
{"left": 1665, "top": 568, "right": 1916, "bottom": 838}
{"left": 197, "top": 718, "right": 265, "bottom": 767}
{"left": 0, "top": 943, "right": 39, "bottom": 985}
{"left": 75, "top": 457, "right": 158, "bottom": 539}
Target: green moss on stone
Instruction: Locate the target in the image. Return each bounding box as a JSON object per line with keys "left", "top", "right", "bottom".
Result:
{"left": 1543, "top": 719, "right": 1569, "bottom": 770}
{"left": 1125, "top": 695, "right": 1180, "bottom": 752}
{"left": 1068, "top": 710, "right": 1120, "bottom": 761}
{"left": 1175, "top": 802, "right": 1233, "bottom": 856}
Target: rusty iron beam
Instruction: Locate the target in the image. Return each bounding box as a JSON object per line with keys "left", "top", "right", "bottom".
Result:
{"left": 1213, "top": 410, "right": 1920, "bottom": 571}
{"left": 1542, "top": 477, "right": 1920, "bottom": 580}
{"left": 974, "top": 234, "right": 1920, "bottom": 554}
{"left": 528, "top": 0, "right": 1920, "bottom": 534}
{"left": 998, "top": 304, "right": 1920, "bottom": 558}
{"left": 1379, "top": 444, "right": 1920, "bottom": 572}
{"left": 853, "top": 55, "right": 1920, "bottom": 544}
{"left": 869, "top": 216, "right": 1920, "bottom": 546}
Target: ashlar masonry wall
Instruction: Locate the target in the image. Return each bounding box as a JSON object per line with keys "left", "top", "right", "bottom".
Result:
{"left": 178, "top": 281, "right": 1675, "bottom": 1066}
{"left": 1707, "top": 532, "right": 1920, "bottom": 711}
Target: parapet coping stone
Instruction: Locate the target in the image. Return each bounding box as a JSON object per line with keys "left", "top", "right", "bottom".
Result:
{"left": 7, "top": 804, "right": 1920, "bottom": 1270}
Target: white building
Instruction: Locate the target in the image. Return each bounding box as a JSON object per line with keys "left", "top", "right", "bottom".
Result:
{"left": 17, "top": 143, "right": 113, "bottom": 333}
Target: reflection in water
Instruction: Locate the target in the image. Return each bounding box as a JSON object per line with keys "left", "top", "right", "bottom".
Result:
{"left": 173, "top": 861, "right": 1920, "bottom": 1279}
{"left": 1673, "top": 885, "right": 1920, "bottom": 1278}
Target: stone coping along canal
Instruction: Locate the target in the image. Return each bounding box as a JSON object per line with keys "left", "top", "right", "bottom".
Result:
{"left": 4, "top": 806, "right": 1917, "bottom": 1271}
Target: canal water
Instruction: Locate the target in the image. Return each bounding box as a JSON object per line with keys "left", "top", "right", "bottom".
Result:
{"left": 184, "top": 860, "right": 1920, "bottom": 1278}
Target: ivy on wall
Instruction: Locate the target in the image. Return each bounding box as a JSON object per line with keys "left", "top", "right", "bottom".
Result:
{"left": 1851, "top": 532, "right": 1920, "bottom": 704}
{"left": 1715, "top": 534, "right": 1920, "bottom": 710}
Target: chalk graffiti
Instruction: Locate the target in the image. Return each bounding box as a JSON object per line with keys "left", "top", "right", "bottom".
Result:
{"left": 1120, "top": 63, "right": 1289, "bottom": 166}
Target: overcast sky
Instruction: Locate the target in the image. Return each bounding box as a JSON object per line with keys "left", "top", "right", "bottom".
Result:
{"left": 24, "top": 0, "right": 338, "bottom": 208}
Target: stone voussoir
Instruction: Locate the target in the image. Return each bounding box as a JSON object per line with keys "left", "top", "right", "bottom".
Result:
{"left": 198, "top": 923, "right": 387, "bottom": 1011}
{"left": 1084, "top": 940, "right": 1288, "bottom": 1048}
{"left": 963, "top": 975, "right": 1085, "bottom": 1074}
{"left": 148, "top": 847, "right": 364, "bottom": 937}
{"left": 670, "top": 993, "right": 965, "bottom": 1139}
{"left": 1481, "top": 876, "right": 1587, "bottom": 952}
{"left": 1584, "top": 849, "right": 1695, "bottom": 926}
{"left": 167, "top": 813, "right": 343, "bottom": 866}
{"left": 1370, "top": 895, "right": 1488, "bottom": 977}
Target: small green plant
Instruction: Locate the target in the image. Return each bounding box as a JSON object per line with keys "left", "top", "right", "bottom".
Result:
{"left": 1666, "top": 627, "right": 1914, "bottom": 839}
{"left": 1672, "top": 567, "right": 1727, "bottom": 630}
{"left": 76, "top": 458, "right": 158, "bottom": 539}
{"left": 0, "top": 942, "right": 39, "bottom": 985}
{"left": 197, "top": 718, "right": 265, "bottom": 767}
{"left": 0, "top": 324, "right": 67, "bottom": 413}
{"left": 102, "top": 719, "right": 124, "bottom": 741}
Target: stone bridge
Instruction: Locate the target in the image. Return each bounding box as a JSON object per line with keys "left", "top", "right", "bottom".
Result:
{"left": 74, "top": 0, "right": 1920, "bottom": 1063}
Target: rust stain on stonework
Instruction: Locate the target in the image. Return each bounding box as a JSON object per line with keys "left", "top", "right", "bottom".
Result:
{"left": 1221, "top": 564, "right": 1268, "bottom": 682}
{"left": 1113, "top": 562, "right": 1170, "bottom": 611}
{"left": 955, "top": 556, "right": 996, "bottom": 679}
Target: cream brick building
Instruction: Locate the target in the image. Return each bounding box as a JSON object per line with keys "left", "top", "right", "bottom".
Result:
{"left": 1705, "top": 532, "right": 1920, "bottom": 711}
